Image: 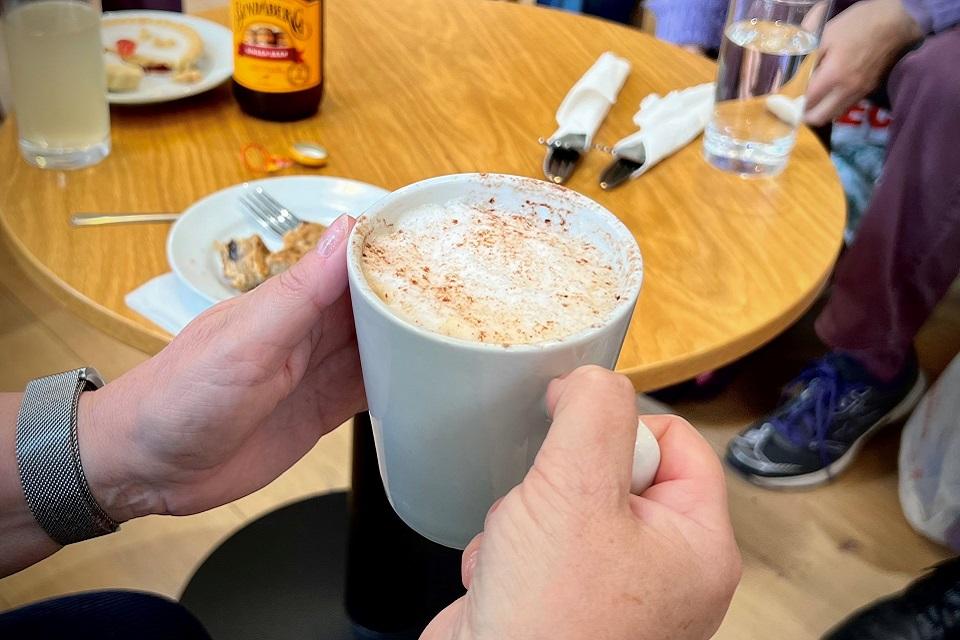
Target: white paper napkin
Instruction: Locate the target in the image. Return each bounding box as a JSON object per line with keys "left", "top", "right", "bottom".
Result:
{"left": 612, "top": 82, "right": 715, "bottom": 178}
{"left": 550, "top": 51, "right": 631, "bottom": 145}
{"left": 766, "top": 94, "right": 806, "bottom": 126}
{"left": 125, "top": 272, "right": 213, "bottom": 336}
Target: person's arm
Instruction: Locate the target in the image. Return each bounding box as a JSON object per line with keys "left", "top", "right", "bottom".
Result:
{"left": 902, "top": 0, "right": 960, "bottom": 33}
{"left": 0, "top": 389, "right": 145, "bottom": 576}
{"left": 0, "top": 393, "right": 61, "bottom": 575}
{"left": 646, "top": 0, "right": 728, "bottom": 51}
{"left": 1, "top": 215, "right": 364, "bottom": 578}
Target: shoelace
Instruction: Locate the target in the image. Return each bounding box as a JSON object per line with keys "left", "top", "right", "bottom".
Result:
{"left": 769, "top": 360, "right": 854, "bottom": 467}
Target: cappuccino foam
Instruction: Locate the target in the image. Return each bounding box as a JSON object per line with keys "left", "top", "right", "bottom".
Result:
{"left": 359, "top": 199, "right": 629, "bottom": 345}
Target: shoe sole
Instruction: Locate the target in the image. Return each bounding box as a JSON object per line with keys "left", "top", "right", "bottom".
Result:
{"left": 737, "top": 371, "right": 928, "bottom": 490}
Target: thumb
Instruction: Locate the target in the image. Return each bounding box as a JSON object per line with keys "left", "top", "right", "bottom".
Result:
{"left": 540, "top": 366, "right": 638, "bottom": 498}
{"left": 235, "top": 214, "right": 355, "bottom": 352}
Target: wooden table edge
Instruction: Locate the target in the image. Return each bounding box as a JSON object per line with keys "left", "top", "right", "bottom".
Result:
{"left": 1, "top": 215, "right": 172, "bottom": 355}
{"left": 619, "top": 261, "right": 834, "bottom": 390}
{"left": 2, "top": 205, "right": 838, "bottom": 391}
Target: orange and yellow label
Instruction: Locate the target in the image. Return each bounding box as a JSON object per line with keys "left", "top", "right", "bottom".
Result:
{"left": 232, "top": 0, "right": 321, "bottom": 93}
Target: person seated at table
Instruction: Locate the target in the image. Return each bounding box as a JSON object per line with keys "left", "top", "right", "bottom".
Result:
{"left": 0, "top": 217, "right": 741, "bottom": 639}
{"left": 648, "top": 0, "right": 960, "bottom": 488}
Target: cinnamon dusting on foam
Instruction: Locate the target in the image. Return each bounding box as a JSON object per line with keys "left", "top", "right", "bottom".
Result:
{"left": 359, "top": 199, "right": 629, "bottom": 345}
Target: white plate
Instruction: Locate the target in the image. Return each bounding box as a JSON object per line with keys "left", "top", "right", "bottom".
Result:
{"left": 103, "top": 10, "right": 233, "bottom": 105}
{"left": 167, "top": 176, "right": 390, "bottom": 303}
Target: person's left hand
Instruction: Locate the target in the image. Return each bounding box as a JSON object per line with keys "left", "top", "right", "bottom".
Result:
{"left": 78, "top": 215, "right": 366, "bottom": 522}
{"left": 804, "top": 0, "right": 922, "bottom": 126}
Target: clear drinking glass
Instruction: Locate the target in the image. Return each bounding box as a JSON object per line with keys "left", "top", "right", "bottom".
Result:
{"left": 2, "top": 0, "right": 110, "bottom": 169}
{"left": 703, "top": 0, "right": 831, "bottom": 176}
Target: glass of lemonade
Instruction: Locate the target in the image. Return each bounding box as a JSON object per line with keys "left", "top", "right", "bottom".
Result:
{"left": 703, "top": 0, "right": 831, "bottom": 177}
{"left": 2, "top": 0, "right": 110, "bottom": 169}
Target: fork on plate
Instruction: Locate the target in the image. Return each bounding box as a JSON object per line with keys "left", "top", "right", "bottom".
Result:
{"left": 238, "top": 184, "right": 304, "bottom": 237}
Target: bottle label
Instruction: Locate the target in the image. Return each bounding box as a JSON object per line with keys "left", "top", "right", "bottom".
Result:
{"left": 232, "top": 0, "right": 321, "bottom": 93}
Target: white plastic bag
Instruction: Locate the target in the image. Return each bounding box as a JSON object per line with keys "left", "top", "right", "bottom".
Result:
{"left": 899, "top": 354, "right": 960, "bottom": 552}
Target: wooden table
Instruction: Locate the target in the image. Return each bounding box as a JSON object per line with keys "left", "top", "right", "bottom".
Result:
{"left": 0, "top": 0, "right": 845, "bottom": 391}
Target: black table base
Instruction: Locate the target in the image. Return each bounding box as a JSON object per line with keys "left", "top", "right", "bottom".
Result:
{"left": 180, "top": 413, "right": 465, "bottom": 640}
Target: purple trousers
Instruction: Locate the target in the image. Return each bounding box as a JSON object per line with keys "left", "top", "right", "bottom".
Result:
{"left": 813, "top": 24, "right": 960, "bottom": 381}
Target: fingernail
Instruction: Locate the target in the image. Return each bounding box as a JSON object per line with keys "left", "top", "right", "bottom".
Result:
{"left": 317, "top": 215, "right": 349, "bottom": 258}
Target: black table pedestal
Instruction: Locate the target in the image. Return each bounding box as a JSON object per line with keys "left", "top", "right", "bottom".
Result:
{"left": 180, "top": 412, "right": 465, "bottom": 639}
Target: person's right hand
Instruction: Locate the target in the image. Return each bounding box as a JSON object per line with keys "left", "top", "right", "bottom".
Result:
{"left": 422, "top": 366, "right": 740, "bottom": 640}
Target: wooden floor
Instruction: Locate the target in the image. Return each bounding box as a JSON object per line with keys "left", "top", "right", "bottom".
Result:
{"left": 0, "top": 235, "right": 957, "bottom": 638}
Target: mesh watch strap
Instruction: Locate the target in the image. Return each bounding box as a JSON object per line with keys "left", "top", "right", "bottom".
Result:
{"left": 15, "top": 368, "right": 119, "bottom": 545}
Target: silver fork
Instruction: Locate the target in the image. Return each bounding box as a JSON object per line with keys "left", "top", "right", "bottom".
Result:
{"left": 238, "top": 184, "right": 303, "bottom": 237}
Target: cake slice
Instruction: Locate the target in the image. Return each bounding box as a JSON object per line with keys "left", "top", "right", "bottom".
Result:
{"left": 102, "top": 16, "right": 203, "bottom": 76}
{"left": 105, "top": 55, "right": 144, "bottom": 92}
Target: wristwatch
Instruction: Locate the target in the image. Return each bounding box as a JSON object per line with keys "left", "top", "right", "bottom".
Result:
{"left": 15, "top": 367, "right": 120, "bottom": 545}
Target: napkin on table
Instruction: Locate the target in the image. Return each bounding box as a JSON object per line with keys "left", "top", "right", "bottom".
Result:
{"left": 125, "top": 272, "right": 213, "bottom": 336}
{"left": 549, "top": 51, "right": 631, "bottom": 145}
{"left": 766, "top": 94, "right": 806, "bottom": 126}
{"left": 612, "top": 82, "right": 715, "bottom": 178}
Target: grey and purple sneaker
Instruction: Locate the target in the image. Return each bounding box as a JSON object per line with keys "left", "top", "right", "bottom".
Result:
{"left": 725, "top": 352, "right": 927, "bottom": 488}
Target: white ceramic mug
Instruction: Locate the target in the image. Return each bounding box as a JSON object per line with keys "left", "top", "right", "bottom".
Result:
{"left": 347, "top": 173, "right": 644, "bottom": 549}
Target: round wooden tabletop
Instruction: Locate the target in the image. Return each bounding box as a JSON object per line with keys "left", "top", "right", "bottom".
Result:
{"left": 0, "top": 0, "right": 845, "bottom": 391}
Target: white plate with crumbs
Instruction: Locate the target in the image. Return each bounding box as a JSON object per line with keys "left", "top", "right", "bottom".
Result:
{"left": 102, "top": 10, "right": 233, "bottom": 105}
{"left": 167, "top": 176, "right": 389, "bottom": 303}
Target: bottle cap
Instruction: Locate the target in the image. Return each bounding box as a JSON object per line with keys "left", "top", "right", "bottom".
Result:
{"left": 289, "top": 142, "right": 329, "bottom": 167}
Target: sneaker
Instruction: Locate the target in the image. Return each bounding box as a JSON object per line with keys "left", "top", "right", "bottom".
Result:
{"left": 822, "top": 556, "right": 960, "bottom": 639}
{"left": 725, "top": 352, "right": 926, "bottom": 488}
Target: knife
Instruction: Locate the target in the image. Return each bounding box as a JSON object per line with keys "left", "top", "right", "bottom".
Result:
{"left": 599, "top": 152, "right": 645, "bottom": 191}
{"left": 70, "top": 213, "right": 180, "bottom": 227}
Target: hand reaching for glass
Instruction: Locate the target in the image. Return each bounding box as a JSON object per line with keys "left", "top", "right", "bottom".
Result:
{"left": 804, "top": 0, "right": 923, "bottom": 126}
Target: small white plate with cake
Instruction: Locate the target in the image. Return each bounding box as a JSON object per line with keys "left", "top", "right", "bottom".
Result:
{"left": 102, "top": 10, "right": 232, "bottom": 105}
{"left": 167, "top": 176, "right": 390, "bottom": 303}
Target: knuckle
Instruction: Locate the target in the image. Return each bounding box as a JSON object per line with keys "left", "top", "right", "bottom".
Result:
{"left": 612, "top": 372, "right": 634, "bottom": 395}
{"left": 529, "top": 453, "right": 611, "bottom": 506}
{"left": 664, "top": 412, "right": 693, "bottom": 430}
{"left": 275, "top": 264, "right": 312, "bottom": 302}
{"left": 181, "top": 302, "right": 232, "bottom": 344}
{"left": 575, "top": 364, "right": 610, "bottom": 381}
{"left": 574, "top": 366, "right": 632, "bottom": 394}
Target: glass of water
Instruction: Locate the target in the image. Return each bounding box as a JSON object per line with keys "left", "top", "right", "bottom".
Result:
{"left": 704, "top": 0, "right": 831, "bottom": 176}
{"left": 2, "top": 0, "right": 110, "bottom": 169}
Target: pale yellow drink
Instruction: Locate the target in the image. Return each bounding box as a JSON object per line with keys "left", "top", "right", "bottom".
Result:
{"left": 3, "top": 0, "right": 110, "bottom": 168}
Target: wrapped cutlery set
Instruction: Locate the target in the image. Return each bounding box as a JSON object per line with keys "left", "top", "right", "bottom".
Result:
{"left": 542, "top": 51, "right": 715, "bottom": 190}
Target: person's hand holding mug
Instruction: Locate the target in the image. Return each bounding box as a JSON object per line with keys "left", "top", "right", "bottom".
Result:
{"left": 3, "top": 215, "right": 366, "bottom": 576}
{"left": 423, "top": 366, "right": 741, "bottom": 640}
{"left": 78, "top": 215, "right": 365, "bottom": 522}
